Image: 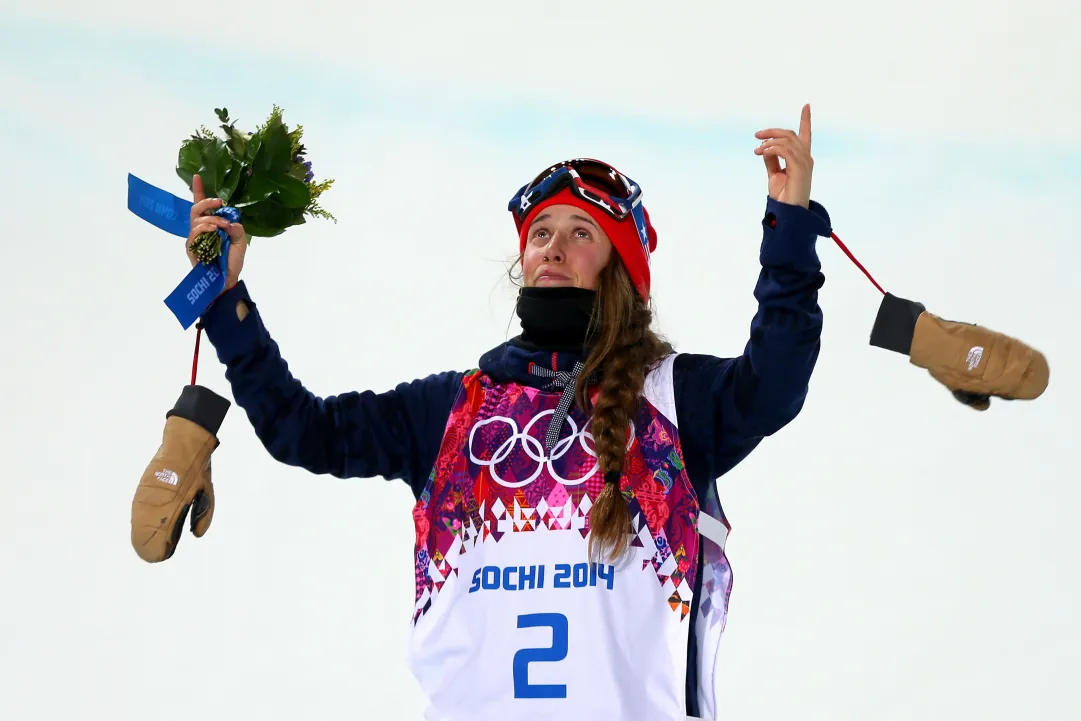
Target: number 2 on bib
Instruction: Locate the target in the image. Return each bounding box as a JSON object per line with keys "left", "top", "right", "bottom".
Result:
{"left": 512, "top": 613, "right": 568, "bottom": 699}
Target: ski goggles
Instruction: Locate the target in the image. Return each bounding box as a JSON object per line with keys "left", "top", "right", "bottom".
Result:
{"left": 508, "top": 158, "right": 643, "bottom": 226}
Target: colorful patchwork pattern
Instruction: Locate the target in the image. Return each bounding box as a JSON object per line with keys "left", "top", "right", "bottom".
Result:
{"left": 696, "top": 482, "right": 734, "bottom": 632}
{"left": 411, "top": 370, "right": 701, "bottom": 624}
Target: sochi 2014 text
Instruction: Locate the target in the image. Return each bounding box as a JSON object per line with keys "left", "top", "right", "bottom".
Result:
{"left": 467, "top": 562, "right": 615, "bottom": 594}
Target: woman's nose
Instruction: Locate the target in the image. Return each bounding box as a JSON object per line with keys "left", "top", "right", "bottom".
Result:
{"left": 543, "top": 234, "right": 566, "bottom": 262}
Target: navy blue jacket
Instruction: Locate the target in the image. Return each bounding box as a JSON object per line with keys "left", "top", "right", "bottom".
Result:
{"left": 199, "top": 195, "right": 832, "bottom": 714}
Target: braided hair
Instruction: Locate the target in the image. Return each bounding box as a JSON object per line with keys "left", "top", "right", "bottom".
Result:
{"left": 575, "top": 256, "right": 672, "bottom": 562}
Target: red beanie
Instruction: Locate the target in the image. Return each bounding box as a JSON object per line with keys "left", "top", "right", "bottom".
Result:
{"left": 515, "top": 186, "right": 658, "bottom": 302}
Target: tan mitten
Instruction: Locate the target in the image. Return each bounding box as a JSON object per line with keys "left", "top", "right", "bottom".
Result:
{"left": 869, "top": 293, "right": 1049, "bottom": 411}
{"left": 132, "top": 385, "right": 230, "bottom": 562}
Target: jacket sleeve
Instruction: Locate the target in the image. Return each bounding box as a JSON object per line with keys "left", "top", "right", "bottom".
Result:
{"left": 198, "top": 281, "right": 463, "bottom": 498}
{"left": 673, "top": 196, "right": 832, "bottom": 488}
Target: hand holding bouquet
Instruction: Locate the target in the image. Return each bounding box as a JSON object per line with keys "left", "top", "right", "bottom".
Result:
{"left": 127, "top": 104, "right": 335, "bottom": 329}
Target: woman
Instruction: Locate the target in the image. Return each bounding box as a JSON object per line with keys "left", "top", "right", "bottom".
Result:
{"left": 189, "top": 105, "right": 832, "bottom": 720}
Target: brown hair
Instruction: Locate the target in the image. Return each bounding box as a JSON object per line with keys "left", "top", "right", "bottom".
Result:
{"left": 508, "top": 253, "right": 673, "bottom": 563}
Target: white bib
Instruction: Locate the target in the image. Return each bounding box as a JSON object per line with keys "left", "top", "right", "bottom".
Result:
{"left": 407, "top": 354, "right": 733, "bottom": 720}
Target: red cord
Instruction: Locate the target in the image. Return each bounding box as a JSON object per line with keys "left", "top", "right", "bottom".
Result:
{"left": 830, "top": 232, "right": 886, "bottom": 295}
{"left": 191, "top": 323, "right": 203, "bottom": 386}
{"left": 175, "top": 234, "right": 880, "bottom": 389}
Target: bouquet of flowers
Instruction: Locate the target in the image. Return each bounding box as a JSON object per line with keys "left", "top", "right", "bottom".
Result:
{"left": 176, "top": 105, "right": 335, "bottom": 264}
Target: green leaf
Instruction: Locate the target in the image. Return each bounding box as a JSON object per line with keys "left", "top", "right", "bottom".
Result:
{"left": 270, "top": 173, "right": 311, "bottom": 208}
{"left": 234, "top": 171, "right": 311, "bottom": 209}
{"left": 237, "top": 197, "right": 306, "bottom": 237}
{"left": 223, "top": 125, "right": 249, "bottom": 159}
{"left": 243, "top": 135, "right": 261, "bottom": 166}
{"left": 176, "top": 138, "right": 204, "bottom": 189}
{"left": 201, "top": 139, "right": 231, "bottom": 198}
{"left": 233, "top": 173, "right": 277, "bottom": 204}
{"left": 175, "top": 135, "right": 231, "bottom": 198}
{"left": 219, "top": 160, "right": 245, "bottom": 203}
{"left": 251, "top": 117, "right": 293, "bottom": 176}
{"left": 239, "top": 221, "right": 288, "bottom": 238}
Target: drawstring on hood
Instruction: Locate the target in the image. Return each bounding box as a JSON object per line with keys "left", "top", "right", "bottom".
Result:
{"left": 527, "top": 360, "right": 599, "bottom": 452}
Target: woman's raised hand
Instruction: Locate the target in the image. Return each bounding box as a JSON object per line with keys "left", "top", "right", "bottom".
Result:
{"left": 754, "top": 103, "right": 814, "bottom": 209}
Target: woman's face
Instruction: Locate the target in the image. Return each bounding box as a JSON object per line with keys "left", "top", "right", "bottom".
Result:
{"left": 522, "top": 204, "right": 613, "bottom": 290}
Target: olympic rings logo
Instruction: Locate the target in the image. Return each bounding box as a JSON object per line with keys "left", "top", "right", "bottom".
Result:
{"left": 467, "top": 410, "right": 635, "bottom": 489}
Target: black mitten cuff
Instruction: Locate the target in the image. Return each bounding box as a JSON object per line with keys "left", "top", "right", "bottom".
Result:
{"left": 166, "top": 384, "right": 232, "bottom": 436}
{"left": 869, "top": 292, "right": 926, "bottom": 356}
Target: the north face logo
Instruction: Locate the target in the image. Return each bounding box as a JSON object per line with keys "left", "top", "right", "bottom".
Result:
{"left": 966, "top": 346, "right": 984, "bottom": 371}
{"left": 154, "top": 469, "right": 179, "bottom": 486}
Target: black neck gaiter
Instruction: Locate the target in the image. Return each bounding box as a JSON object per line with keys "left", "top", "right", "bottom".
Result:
{"left": 514, "top": 286, "right": 598, "bottom": 352}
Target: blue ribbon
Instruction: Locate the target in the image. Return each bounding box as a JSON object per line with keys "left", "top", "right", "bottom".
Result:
{"left": 127, "top": 173, "right": 236, "bottom": 329}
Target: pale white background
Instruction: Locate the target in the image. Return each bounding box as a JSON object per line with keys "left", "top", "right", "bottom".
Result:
{"left": 1, "top": 1, "right": 1079, "bottom": 719}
